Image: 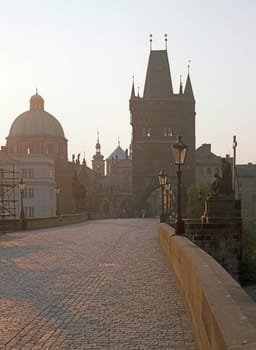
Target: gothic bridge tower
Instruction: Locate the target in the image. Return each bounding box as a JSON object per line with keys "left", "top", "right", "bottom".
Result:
{"left": 130, "top": 39, "right": 196, "bottom": 213}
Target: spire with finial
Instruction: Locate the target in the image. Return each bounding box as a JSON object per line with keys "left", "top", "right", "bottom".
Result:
{"left": 130, "top": 75, "right": 136, "bottom": 99}
{"left": 30, "top": 89, "right": 44, "bottom": 111}
{"left": 149, "top": 34, "right": 152, "bottom": 51}
{"left": 179, "top": 74, "right": 183, "bottom": 94}
{"left": 118, "top": 136, "right": 120, "bottom": 147}
{"left": 164, "top": 34, "right": 168, "bottom": 50}
{"left": 96, "top": 129, "right": 101, "bottom": 154}
{"left": 184, "top": 60, "right": 194, "bottom": 100}
{"left": 188, "top": 60, "right": 191, "bottom": 74}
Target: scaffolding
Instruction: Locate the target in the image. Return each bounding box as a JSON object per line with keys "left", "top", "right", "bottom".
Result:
{"left": 0, "top": 166, "right": 19, "bottom": 233}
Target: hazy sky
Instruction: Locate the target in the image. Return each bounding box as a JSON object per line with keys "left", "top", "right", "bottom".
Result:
{"left": 0, "top": 0, "right": 255, "bottom": 165}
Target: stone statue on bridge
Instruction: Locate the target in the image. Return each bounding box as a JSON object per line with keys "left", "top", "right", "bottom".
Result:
{"left": 210, "top": 159, "right": 233, "bottom": 197}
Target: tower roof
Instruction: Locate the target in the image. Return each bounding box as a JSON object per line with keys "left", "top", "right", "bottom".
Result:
{"left": 143, "top": 50, "right": 173, "bottom": 99}
{"left": 107, "top": 145, "right": 126, "bottom": 160}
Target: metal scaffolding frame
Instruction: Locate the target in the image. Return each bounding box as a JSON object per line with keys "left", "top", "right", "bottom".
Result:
{"left": 0, "top": 166, "right": 19, "bottom": 232}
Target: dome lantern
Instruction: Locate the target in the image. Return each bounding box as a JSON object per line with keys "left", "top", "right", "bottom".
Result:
{"left": 30, "top": 89, "right": 44, "bottom": 111}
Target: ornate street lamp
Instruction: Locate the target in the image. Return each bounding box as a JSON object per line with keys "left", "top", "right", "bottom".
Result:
{"left": 18, "top": 178, "right": 26, "bottom": 230}
{"left": 165, "top": 182, "right": 171, "bottom": 219}
{"left": 55, "top": 186, "right": 61, "bottom": 216}
{"left": 172, "top": 135, "right": 188, "bottom": 235}
{"left": 158, "top": 168, "right": 167, "bottom": 222}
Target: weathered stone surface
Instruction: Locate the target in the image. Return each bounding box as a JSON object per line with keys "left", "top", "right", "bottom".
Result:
{"left": 159, "top": 223, "right": 256, "bottom": 350}
{"left": 0, "top": 219, "right": 196, "bottom": 349}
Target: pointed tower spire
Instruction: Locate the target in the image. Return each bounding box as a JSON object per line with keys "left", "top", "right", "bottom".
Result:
{"left": 130, "top": 75, "right": 136, "bottom": 99}
{"left": 149, "top": 34, "right": 152, "bottom": 51}
{"left": 179, "top": 75, "right": 183, "bottom": 94}
{"left": 184, "top": 61, "right": 194, "bottom": 100}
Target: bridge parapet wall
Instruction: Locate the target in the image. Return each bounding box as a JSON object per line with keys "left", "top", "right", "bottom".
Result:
{"left": 185, "top": 221, "right": 242, "bottom": 282}
{"left": 159, "top": 223, "right": 256, "bottom": 350}
{"left": 1, "top": 212, "right": 89, "bottom": 232}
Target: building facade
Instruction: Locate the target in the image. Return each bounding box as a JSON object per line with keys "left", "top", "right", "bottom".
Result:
{"left": 196, "top": 144, "right": 222, "bottom": 186}
{"left": 0, "top": 150, "right": 56, "bottom": 218}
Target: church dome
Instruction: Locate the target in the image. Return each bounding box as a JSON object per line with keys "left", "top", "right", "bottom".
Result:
{"left": 8, "top": 91, "right": 65, "bottom": 138}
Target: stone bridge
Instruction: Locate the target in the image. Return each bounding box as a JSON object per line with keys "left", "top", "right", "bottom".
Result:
{"left": 0, "top": 219, "right": 255, "bottom": 349}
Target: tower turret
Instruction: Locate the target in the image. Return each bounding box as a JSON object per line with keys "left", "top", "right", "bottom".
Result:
{"left": 92, "top": 131, "right": 105, "bottom": 176}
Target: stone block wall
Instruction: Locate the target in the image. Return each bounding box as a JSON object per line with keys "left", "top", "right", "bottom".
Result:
{"left": 185, "top": 221, "right": 242, "bottom": 282}
{"left": 159, "top": 223, "right": 256, "bottom": 350}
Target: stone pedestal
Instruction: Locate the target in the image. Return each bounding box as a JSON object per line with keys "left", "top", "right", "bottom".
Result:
{"left": 202, "top": 196, "right": 241, "bottom": 224}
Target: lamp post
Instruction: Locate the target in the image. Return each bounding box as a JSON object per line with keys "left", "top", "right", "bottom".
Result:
{"left": 172, "top": 135, "right": 188, "bottom": 235}
{"left": 158, "top": 168, "right": 167, "bottom": 222}
{"left": 165, "top": 183, "right": 171, "bottom": 220}
{"left": 18, "top": 178, "right": 26, "bottom": 230}
{"left": 55, "top": 186, "right": 61, "bottom": 216}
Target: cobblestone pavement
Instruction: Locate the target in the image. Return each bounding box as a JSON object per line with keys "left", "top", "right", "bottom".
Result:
{"left": 0, "top": 219, "right": 197, "bottom": 349}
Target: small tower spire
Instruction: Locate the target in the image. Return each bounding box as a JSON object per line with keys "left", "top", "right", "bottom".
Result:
{"left": 92, "top": 130, "right": 105, "bottom": 176}
{"left": 164, "top": 34, "right": 168, "bottom": 50}
{"left": 184, "top": 62, "right": 195, "bottom": 100}
{"left": 130, "top": 75, "right": 136, "bottom": 99}
{"left": 137, "top": 86, "right": 140, "bottom": 98}
{"left": 188, "top": 60, "right": 191, "bottom": 74}
{"left": 149, "top": 34, "right": 152, "bottom": 51}
{"left": 96, "top": 130, "right": 101, "bottom": 154}
{"left": 179, "top": 75, "right": 183, "bottom": 94}
{"left": 118, "top": 136, "right": 120, "bottom": 147}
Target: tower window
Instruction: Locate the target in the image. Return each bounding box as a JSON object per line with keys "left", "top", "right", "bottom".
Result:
{"left": 163, "top": 127, "right": 172, "bottom": 137}
{"left": 142, "top": 127, "right": 151, "bottom": 137}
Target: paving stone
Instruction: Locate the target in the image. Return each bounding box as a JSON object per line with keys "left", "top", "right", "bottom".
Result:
{"left": 0, "top": 219, "right": 197, "bottom": 349}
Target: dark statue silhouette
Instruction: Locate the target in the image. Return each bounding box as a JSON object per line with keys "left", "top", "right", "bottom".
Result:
{"left": 211, "top": 159, "right": 233, "bottom": 196}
